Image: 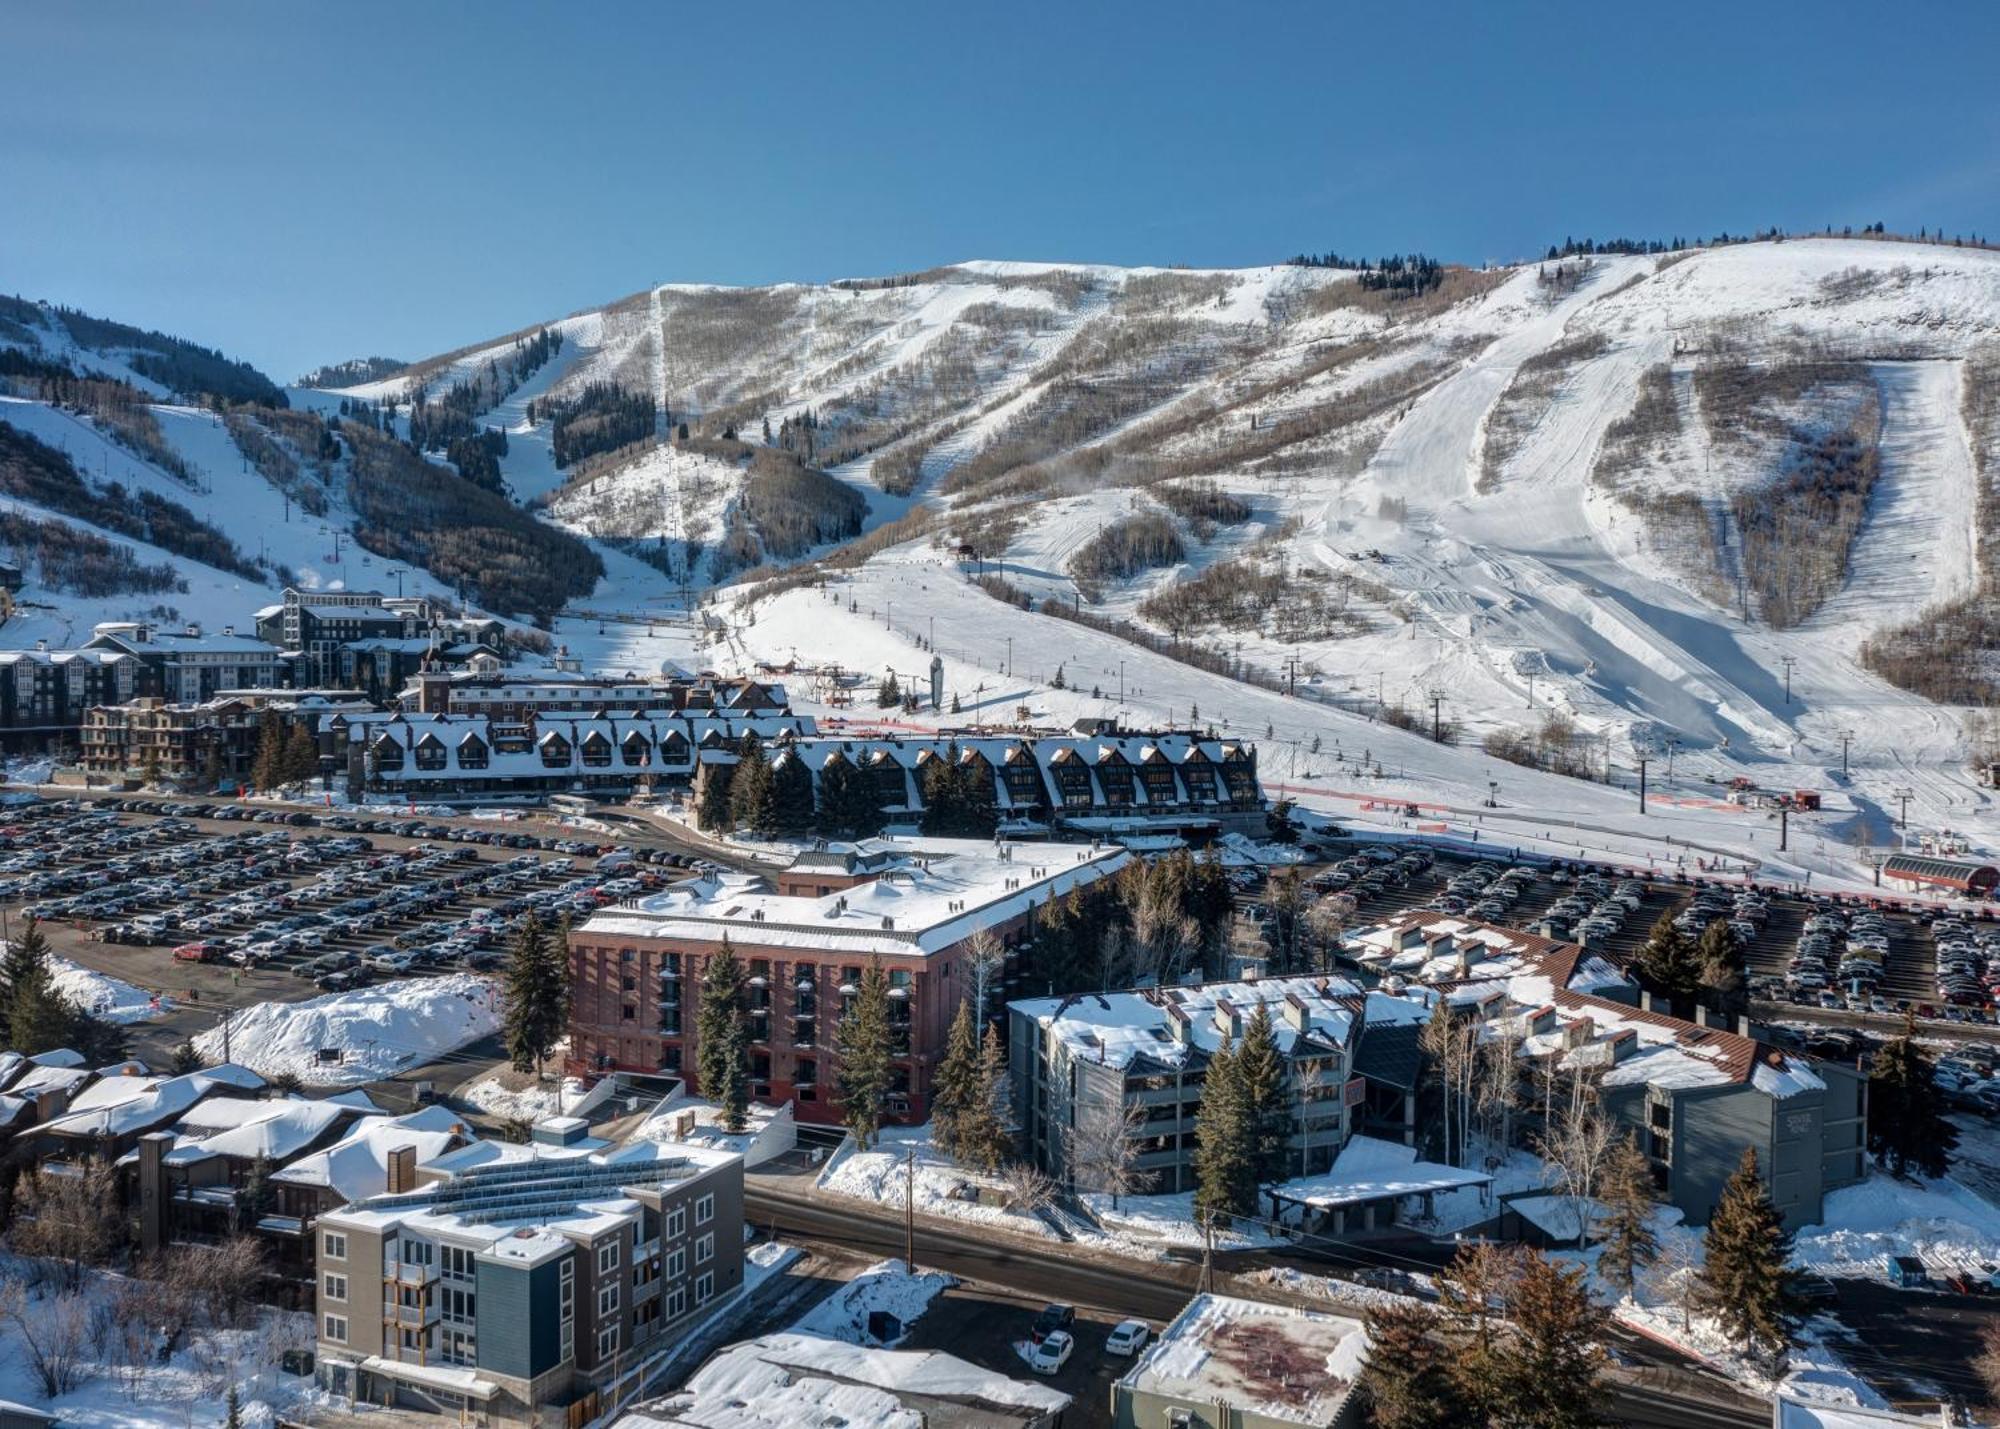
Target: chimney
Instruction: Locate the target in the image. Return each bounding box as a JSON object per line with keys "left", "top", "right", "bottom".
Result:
{"left": 385, "top": 1144, "right": 416, "bottom": 1195}
{"left": 185, "top": 623, "right": 201, "bottom": 638}
{"left": 1736, "top": 1014, "right": 1755, "bottom": 1038}
{"left": 138, "top": 1131, "right": 172, "bottom": 1252}
{"left": 30, "top": 1084, "right": 72, "bottom": 1124}
{"left": 1281, "top": 993, "right": 1310, "bottom": 1036}
{"left": 34, "top": 639, "right": 46, "bottom": 653}
{"left": 1639, "top": 990, "right": 1660, "bottom": 1015}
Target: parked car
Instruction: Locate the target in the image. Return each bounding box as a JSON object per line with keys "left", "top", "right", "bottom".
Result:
{"left": 1105, "top": 1320, "right": 1151, "bottom": 1357}
{"left": 172, "top": 941, "right": 215, "bottom": 963}
{"left": 1028, "top": 1330, "right": 1073, "bottom": 1375}
{"left": 1030, "top": 1304, "right": 1075, "bottom": 1345}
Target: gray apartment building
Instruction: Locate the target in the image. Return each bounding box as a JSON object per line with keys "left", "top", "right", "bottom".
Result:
{"left": 313, "top": 1126, "right": 744, "bottom": 1424}
{"left": 1008, "top": 976, "right": 1428, "bottom": 1195}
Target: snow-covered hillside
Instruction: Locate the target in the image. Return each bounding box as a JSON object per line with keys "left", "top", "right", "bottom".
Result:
{"left": 10, "top": 236, "right": 2000, "bottom": 885}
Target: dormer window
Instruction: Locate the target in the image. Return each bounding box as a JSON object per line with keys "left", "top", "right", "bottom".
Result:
{"left": 580, "top": 732, "right": 613, "bottom": 768}
{"left": 371, "top": 737, "right": 404, "bottom": 770}
{"left": 413, "top": 735, "right": 447, "bottom": 771}
{"left": 458, "top": 733, "right": 489, "bottom": 770}
{"left": 540, "top": 733, "right": 572, "bottom": 768}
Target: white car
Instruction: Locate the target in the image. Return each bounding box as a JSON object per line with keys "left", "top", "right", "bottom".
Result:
{"left": 1029, "top": 1330, "right": 1073, "bottom": 1375}
{"left": 1105, "top": 1320, "right": 1151, "bottom": 1357}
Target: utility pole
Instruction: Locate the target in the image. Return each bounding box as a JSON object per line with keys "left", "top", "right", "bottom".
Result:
{"left": 1894, "top": 786, "right": 1914, "bottom": 831}
{"left": 1637, "top": 756, "right": 1650, "bottom": 815}
{"left": 1426, "top": 687, "right": 1447, "bottom": 744}
{"left": 1781, "top": 656, "right": 1797, "bottom": 705}
{"left": 904, "top": 1146, "right": 916, "bottom": 1273}
{"left": 1200, "top": 1211, "right": 1215, "bottom": 1294}
{"left": 1839, "top": 729, "right": 1854, "bottom": 778}
{"left": 1778, "top": 801, "right": 1788, "bottom": 852}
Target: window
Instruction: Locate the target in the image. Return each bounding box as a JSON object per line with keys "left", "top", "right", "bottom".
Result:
{"left": 597, "top": 1324, "right": 620, "bottom": 1359}
{"left": 559, "top": 1261, "right": 575, "bottom": 1361}
{"left": 442, "top": 1245, "right": 476, "bottom": 1278}
{"left": 322, "top": 1231, "right": 348, "bottom": 1260}
{"left": 666, "top": 1247, "right": 686, "bottom": 1280}
{"left": 323, "top": 1314, "right": 348, "bottom": 1343}
{"left": 598, "top": 1282, "right": 620, "bottom": 1317}
{"left": 695, "top": 1272, "right": 714, "bottom": 1306}
{"left": 322, "top": 1273, "right": 347, "bottom": 1302}
{"left": 400, "top": 1237, "right": 433, "bottom": 1267}
{"left": 695, "top": 1194, "right": 714, "bottom": 1227}
{"left": 666, "top": 1206, "right": 686, "bottom": 1240}
{"left": 666, "top": 1286, "right": 688, "bottom": 1320}
{"left": 695, "top": 1232, "right": 714, "bottom": 1266}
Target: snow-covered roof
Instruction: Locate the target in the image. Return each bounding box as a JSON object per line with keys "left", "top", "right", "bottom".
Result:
{"left": 1774, "top": 1398, "right": 1946, "bottom": 1429}
{"left": 158, "top": 1094, "right": 372, "bottom": 1166}
{"left": 1269, "top": 1136, "right": 1492, "bottom": 1209}
{"left": 582, "top": 837, "right": 1131, "bottom": 958}
{"left": 622, "top": 1332, "right": 1069, "bottom": 1429}
{"left": 270, "top": 1104, "right": 473, "bottom": 1201}
{"left": 1116, "top": 1293, "right": 1367, "bottom": 1427}
{"left": 30, "top": 1069, "right": 257, "bottom": 1141}
{"left": 1010, "top": 971, "right": 1413, "bottom": 1073}
{"left": 350, "top": 710, "right": 817, "bottom": 781}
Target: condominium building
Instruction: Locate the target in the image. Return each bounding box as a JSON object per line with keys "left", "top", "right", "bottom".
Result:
{"left": 569, "top": 838, "right": 1132, "bottom": 1125}
{"left": 313, "top": 1127, "right": 744, "bottom": 1422}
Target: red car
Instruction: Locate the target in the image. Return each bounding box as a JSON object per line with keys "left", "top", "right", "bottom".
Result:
{"left": 172, "top": 941, "right": 214, "bottom": 963}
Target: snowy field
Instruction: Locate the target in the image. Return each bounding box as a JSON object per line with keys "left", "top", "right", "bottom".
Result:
{"left": 191, "top": 974, "right": 500, "bottom": 1085}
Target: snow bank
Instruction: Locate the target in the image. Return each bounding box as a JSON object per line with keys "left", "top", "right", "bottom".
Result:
{"left": 49, "top": 957, "right": 167, "bottom": 1025}
{"left": 455, "top": 1061, "right": 585, "bottom": 1123}
{"left": 194, "top": 974, "right": 500, "bottom": 1086}
{"left": 791, "top": 1259, "right": 955, "bottom": 1347}
{"left": 1792, "top": 1171, "right": 2000, "bottom": 1279}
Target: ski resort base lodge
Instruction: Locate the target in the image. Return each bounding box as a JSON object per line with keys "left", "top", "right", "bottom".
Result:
{"left": 565, "top": 839, "right": 1132, "bottom": 1125}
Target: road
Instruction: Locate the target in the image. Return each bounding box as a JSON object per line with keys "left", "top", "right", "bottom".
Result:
{"left": 743, "top": 1178, "right": 1771, "bottom": 1427}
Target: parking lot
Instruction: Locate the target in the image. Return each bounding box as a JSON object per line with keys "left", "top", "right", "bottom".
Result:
{"left": 0, "top": 796, "right": 715, "bottom": 1062}
{"left": 899, "top": 1282, "right": 1142, "bottom": 1429}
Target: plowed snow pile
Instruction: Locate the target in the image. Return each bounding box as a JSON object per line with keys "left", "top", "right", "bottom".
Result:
{"left": 194, "top": 973, "right": 500, "bottom": 1085}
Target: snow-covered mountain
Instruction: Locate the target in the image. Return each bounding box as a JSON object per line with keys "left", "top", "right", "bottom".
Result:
{"left": 8, "top": 235, "right": 2000, "bottom": 886}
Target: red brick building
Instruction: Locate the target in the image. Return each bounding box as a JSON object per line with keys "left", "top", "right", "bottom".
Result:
{"left": 566, "top": 839, "right": 1130, "bottom": 1126}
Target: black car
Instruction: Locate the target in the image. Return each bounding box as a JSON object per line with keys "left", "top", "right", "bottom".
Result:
{"left": 1030, "top": 1304, "right": 1075, "bottom": 1344}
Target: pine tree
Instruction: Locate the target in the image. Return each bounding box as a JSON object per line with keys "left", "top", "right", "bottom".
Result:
{"left": 1192, "top": 1036, "right": 1257, "bottom": 1219}
{"left": 932, "top": 999, "right": 979, "bottom": 1161}
{"left": 957, "top": 758, "right": 999, "bottom": 839}
{"left": 140, "top": 748, "right": 162, "bottom": 789}
{"left": 170, "top": 1040, "right": 203, "bottom": 1075}
{"left": 283, "top": 722, "right": 321, "bottom": 786}
{"left": 1358, "top": 1301, "right": 1466, "bottom": 1429}
{"left": 919, "top": 747, "right": 964, "bottom": 837}
{"left": 694, "top": 757, "right": 735, "bottom": 833}
{"left": 1634, "top": 913, "right": 1702, "bottom": 1015}
{"left": 1695, "top": 1148, "right": 1802, "bottom": 1372}
{"left": 876, "top": 672, "right": 901, "bottom": 708}
{"left": 953, "top": 1023, "right": 1011, "bottom": 1171}
{"left": 501, "top": 914, "right": 568, "bottom": 1075}
{"left": 0, "top": 917, "right": 52, "bottom": 1032}
{"left": 837, "top": 960, "right": 893, "bottom": 1148}
{"left": 696, "top": 938, "right": 749, "bottom": 1132}
{"left": 815, "top": 756, "right": 883, "bottom": 840}
{"left": 769, "top": 751, "right": 816, "bottom": 838}
{"left": 1596, "top": 1134, "right": 1660, "bottom": 1297}
{"left": 248, "top": 710, "right": 284, "bottom": 793}
{"left": 3, "top": 918, "right": 80, "bottom": 1057}
{"left": 1234, "top": 1004, "right": 1290, "bottom": 1181}
{"left": 729, "top": 731, "right": 776, "bottom": 836}
{"left": 1494, "top": 1252, "right": 1609, "bottom": 1428}
{"left": 224, "top": 1386, "right": 243, "bottom": 1429}
{"left": 1868, "top": 1020, "right": 1958, "bottom": 1178}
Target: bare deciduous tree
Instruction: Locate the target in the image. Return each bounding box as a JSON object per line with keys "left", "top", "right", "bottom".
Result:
{"left": 1000, "top": 1161, "right": 1057, "bottom": 1215}
{"left": 1064, "top": 1098, "right": 1147, "bottom": 1209}
{"left": 1537, "top": 1085, "right": 1617, "bottom": 1250}
{"left": 9, "top": 1159, "right": 118, "bottom": 1291}
{"left": 0, "top": 1281, "right": 98, "bottom": 1397}
{"left": 964, "top": 929, "right": 1006, "bottom": 1028}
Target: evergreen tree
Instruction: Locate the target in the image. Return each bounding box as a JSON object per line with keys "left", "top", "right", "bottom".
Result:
{"left": 1596, "top": 1134, "right": 1660, "bottom": 1297}
{"left": 837, "top": 960, "right": 893, "bottom": 1148}
{"left": 1634, "top": 913, "right": 1703, "bottom": 1015}
{"left": 170, "top": 1039, "right": 203, "bottom": 1075}
{"left": 953, "top": 1023, "right": 1010, "bottom": 1171}
{"left": 0, "top": 917, "right": 52, "bottom": 1032}
{"left": 248, "top": 710, "right": 284, "bottom": 793}
{"left": 696, "top": 937, "right": 749, "bottom": 1132}
{"left": 283, "top": 722, "right": 322, "bottom": 786}
{"left": 693, "top": 757, "right": 735, "bottom": 833}
{"left": 1358, "top": 1301, "right": 1466, "bottom": 1429}
{"left": 729, "top": 731, "right": 776, "bottom": 836}
{"left": 814, "top": 756, "right": 883, "bottom": 840}
{"left": 199, "top": 738, "right": 224, "bottom": 790}
{"left": 932, "top": 999, "right": 979, "bottom": 1161}
{"left": 1234, "top": 1004, "right": 1290, "bottom": 1181}
{"left": 1868, "top": 1020, "right": 1958, "bottom": 1178}
{"left": 501, "top": 914, "right": 568, "bottom": 1075}
{"left": 1696, "top": 919, "right": 1746, "bottom": 1011}
{"left": 957, "top": 758, "right": 999, "bottom": 839}
{"left": 224, "top": 1386, "right": 243, "bottom": 1429}
{"left": 1494, "top": 1253, "right": 1609, "bottom": 1429}
{"left": 140, "top": 748, "right": 162, "bottom": 789}
{"left": 769, "top": 751, "right": 816, "bottom": 838}
{"left": 1695, "top": 1148, "right": 1802, "bottom": 1372}
{"left": 918, "top": 749, "right": 963, "bottom": 837}
{"left": 1192, "top": 1036, "right": 1257, "bottom": 1219}
{"left": 876, "top": 671, "right": 902, "bottom": 708}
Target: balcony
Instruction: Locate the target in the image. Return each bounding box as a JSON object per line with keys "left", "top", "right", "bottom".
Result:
{"left": 385, "top": 1296, "right": 441, "bottom": 1328}
{"left": 384, "top": 1261, "right": 435, "bottom": 1288}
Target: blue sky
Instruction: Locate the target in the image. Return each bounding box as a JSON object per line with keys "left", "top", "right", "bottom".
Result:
{"left": 4, "top": 1, "right": 1995, "bottom": 381}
